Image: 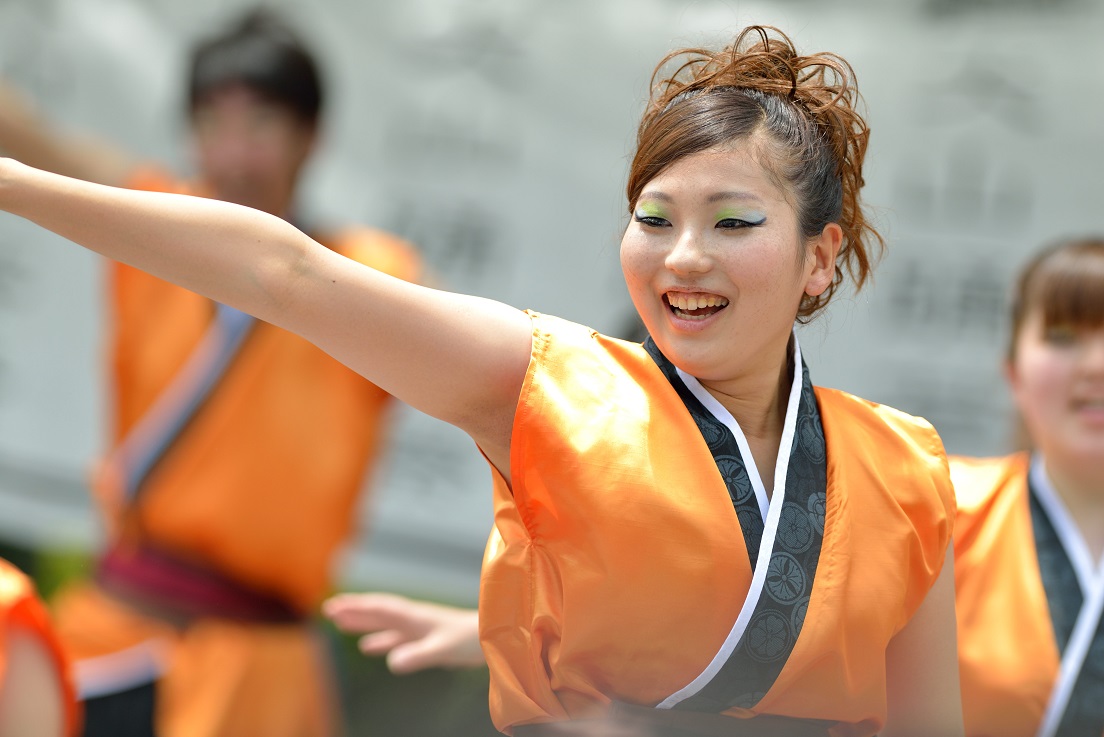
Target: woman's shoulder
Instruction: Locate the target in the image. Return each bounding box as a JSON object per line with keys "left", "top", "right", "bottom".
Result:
{"left": 527, "top": 311, "right": 618, "bottom": 342}
{"left": 946, "top": 452, "right": 1029, "bottom": 515}
{"left": 515, "top": 313, "right": 674, "bottom": 430}
{"left": 813, "top": 386, "right": 945, "bottom": 459}
{"left": 526, "top": 312, "right": 652, "bottom": 368}
{"left": 814, "top": 386, "right": 955, "bottom": 517}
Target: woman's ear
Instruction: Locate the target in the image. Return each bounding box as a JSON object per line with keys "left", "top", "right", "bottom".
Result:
{"left": 804, "top": 222, "right": 843, "bottom": 297}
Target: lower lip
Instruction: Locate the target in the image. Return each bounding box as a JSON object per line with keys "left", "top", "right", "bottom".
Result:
{"left": 1075, "top": 405, "right": 1104, "bottom": 426}
{"left": 665, "top": 303, "right": 727, "bottom": 333}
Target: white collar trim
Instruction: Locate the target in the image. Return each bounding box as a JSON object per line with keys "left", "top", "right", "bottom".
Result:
{"left": 1030, "top": 454, "right": 1102, "bottom": 595}
{"left": 658, "top": 333, "right": 804, "bottom": 708}
{"left": 1032, "top": 453, "right": 1104, "bottom": 737}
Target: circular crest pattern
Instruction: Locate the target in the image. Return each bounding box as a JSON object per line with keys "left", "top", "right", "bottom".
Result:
{"left": 745, "top": 610, "right": 790, "bottom": 663}
{"left": 777, "top": 503, "right": 814, "bottom": 553}
{"left": 765, "top": 552, "right": 807, "bottom": 605}
{"left": 695, "top": 416, "right": 726, "bottom": 450}
{"left": 717, "top": 455, "right": 754, "bottom": 505}
{"left": 797, "top": 414, "right": 826, "bottom": 464}
{"left": 727, "top": 690, "right": 768, "bottom": 710}
{"left": 807, "top": 493, "right": 826, "bottom": 535}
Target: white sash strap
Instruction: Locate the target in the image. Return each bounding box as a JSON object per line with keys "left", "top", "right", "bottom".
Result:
{"left": 74, "top": 639, "right": 169, "bottom": 699}
{"left": 109, "top": 303, "right": 255, "bottom": 500}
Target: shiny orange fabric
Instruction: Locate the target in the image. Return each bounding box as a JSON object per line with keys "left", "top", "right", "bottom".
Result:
{"left": 952, "top": 453, "right": 1059, "bottom": 737}
{"left": 480, "top": 313, "right": 956, "bottom": 735}
{"left": 51, "top": 167, "right": 420, "bottom": 737}
{"left": 0, "top": 559, "right": 80, "bottom": 737}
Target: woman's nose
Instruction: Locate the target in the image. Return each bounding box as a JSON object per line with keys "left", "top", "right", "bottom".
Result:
{"left": 664, "top": 229, "right": 712, "bottom": 275}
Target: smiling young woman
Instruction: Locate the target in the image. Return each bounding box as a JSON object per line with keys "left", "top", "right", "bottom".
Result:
{"left": 619, "top": 142, "right": 841, "bottom": 478}
{"left": 0, "top": 25, "right": 962, "bottom": 737}
{"left": 954, "top": 237, "right": 1104, "bottom": 737}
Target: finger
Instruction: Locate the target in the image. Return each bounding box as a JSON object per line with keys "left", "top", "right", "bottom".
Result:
{"left": 322, "top": 592, "right": 398, "bottom": 617}
{"left": 358, "top": 630, "right": 408, "bottom": 656}
{"left": 386, "top": 639, "right": 444, "bottom": 675}
{"left": 322, "top": 594, "right": 411, "bottom": 632}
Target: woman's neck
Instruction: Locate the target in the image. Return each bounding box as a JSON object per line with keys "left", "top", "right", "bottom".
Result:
{"left": 699, "top": 341, "right": 794, "bottom": 498}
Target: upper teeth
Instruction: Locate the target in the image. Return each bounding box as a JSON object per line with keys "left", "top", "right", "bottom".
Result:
{"left": 668, "top": 293, "right": 728, "bottom": 311}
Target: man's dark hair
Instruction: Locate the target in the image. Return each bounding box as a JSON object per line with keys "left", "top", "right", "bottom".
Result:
{"left": 187, "top": 7, "right": 324, "bottom": 124}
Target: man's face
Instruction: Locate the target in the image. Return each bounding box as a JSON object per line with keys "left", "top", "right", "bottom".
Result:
{"left": 189, "top": 83, "right": 316, "bottom": 217}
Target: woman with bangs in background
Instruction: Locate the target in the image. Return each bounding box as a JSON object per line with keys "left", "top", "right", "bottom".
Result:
{"left": 954, "top": 237, "right": 1104, "bottom": 737}
{"left": 0, "top": 25, "right": 963, "bottom": 736}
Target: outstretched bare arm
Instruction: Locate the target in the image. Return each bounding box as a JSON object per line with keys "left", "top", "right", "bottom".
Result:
{"left": 0, "top": 158, "right": 531, "bottom": 475}
{"left": 0, "top": 80, "right": 135, "bottom": 186}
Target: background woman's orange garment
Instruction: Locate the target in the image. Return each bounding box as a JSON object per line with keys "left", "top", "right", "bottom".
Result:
{"left": 0, "top": 558, "right": 81, "bottom": 737}
{"left": 479, "top": 313, "right": 956, "bottom": 736}
{"left": 50, "top": 168, "right": 421, "bottom": 737}
{"left": 952, "top": 453, "right": 1064, "bottom": 737}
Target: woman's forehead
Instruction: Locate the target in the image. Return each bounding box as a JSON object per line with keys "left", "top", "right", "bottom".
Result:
{"left": 638, "top": 144, "right": 788, "bottom": 204}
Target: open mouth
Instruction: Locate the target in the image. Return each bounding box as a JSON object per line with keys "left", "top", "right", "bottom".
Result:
{"left": 665, "top": 292, "right": 729, "bottom": 321}
{"left": 1073, "top": 398, "right": 1104, "bottom": 412}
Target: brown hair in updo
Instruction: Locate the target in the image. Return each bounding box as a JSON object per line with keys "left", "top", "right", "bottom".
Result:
{"left": 1007, "top": 237, "right": 1104, "bottom": 362}
{"left": 627, "top": 26, "right": 882, "bottom": 321}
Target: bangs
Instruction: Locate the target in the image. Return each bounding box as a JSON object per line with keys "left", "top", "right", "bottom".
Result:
{"left": 1023, "top": 241, "right": 1104, "bottom": 331}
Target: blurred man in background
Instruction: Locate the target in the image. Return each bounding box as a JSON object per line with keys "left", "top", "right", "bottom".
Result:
{"left": 0, "top": 8, "right": 421, "bottom": 736}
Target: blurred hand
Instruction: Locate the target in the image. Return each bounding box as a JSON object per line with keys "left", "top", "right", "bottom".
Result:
{"left": 0, "top": 77, "right": 132, "bottom": 185}
{"left": 322, "top": 592, "right": 484, "bottom": 674}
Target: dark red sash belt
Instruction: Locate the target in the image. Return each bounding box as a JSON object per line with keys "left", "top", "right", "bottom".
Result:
{"left": 96, "top": 542, "right": 303, "bottom": 626}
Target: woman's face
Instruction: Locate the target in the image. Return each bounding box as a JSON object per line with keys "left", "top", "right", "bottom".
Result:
{"left": 620, "top": 141, "right": 837, "bottom": 385}
{"left": 1008, "top": 311, "right": 1104, "bottom": 466}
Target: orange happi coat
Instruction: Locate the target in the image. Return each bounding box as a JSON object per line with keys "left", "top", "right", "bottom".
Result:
{"left": 952, "top": 453, "right": 1061, "bottom": 737}
{"left": 479, "top": 313, "right": 955, "bottom": 735}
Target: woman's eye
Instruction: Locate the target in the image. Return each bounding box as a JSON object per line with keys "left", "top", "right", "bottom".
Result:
{"left": 716, "top": 218, "right": 760, "bottom": 229}
{"left": 1044, "top": 325, "right": 1078, "bottom": 345}
{"left": 634, "top": 214, "right": 670, "bottom": 228}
